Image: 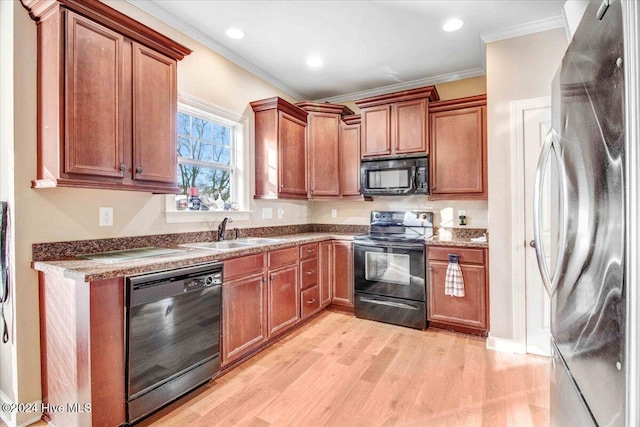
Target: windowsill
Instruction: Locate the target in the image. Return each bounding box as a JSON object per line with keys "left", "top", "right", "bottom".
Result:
{"left": 164, "top": 209, "right": 251, "bottom": 224}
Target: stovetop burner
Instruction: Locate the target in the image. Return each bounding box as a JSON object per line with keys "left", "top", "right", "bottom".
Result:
{"left": 355, "top": 210, "right": 434, "bottom": 243}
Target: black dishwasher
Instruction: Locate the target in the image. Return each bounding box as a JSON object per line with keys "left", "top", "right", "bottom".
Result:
{"left": 125, "top": 262, "right": 222, "bottom": 423}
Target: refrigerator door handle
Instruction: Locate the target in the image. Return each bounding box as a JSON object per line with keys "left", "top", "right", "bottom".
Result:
{"left": 533, "top": 130, "right": 556, "bottom": 298}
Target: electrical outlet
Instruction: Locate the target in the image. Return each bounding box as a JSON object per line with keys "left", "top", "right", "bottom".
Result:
{"left": 99, "top": 207, "right": 113, "bottom": 227}
{"left": 331, "top": 209, "right": 338, "bottom": 219}
{"left": 262, "top": 207, "right": 273, "bottom": 219}
{"left": 277, "top": 208, "right": 284, "bottom": 219}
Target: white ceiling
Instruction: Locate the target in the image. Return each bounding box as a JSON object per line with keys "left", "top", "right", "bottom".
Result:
{"left": 128, "top": 1, "right": 565, "bottom": 101}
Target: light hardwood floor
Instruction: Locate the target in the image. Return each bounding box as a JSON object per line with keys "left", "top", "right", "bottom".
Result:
{"left": 2, "top": 311, "right": 549, "bottom": 427}
{"left": 141, "top": 311, "right": 549, "bottom": 427}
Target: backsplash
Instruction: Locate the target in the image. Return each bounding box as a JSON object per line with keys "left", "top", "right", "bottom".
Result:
{"left": 32, "top": 224, "right": 369, "bottom": 261}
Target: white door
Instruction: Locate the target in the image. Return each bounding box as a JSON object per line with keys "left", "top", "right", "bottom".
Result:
{"left": 523, "top": 106, "right": 551, "bottom": 356}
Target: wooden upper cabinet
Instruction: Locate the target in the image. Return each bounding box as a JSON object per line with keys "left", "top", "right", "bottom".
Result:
{"left": 296, "top": 102, "right": 354, "bottom": 199}
{"left": 252, "top": 97, "right": 308, "bottom": 199}
{"left": 64, "top": 11, "right": 124, "bottom": 179}
{"left": 355, "top": 86, "right": 439, "bottom": 159}
{"left": 429, "top": 95, "right": 487, "bottom": 200}
{"left": 22, "top": 0, "right": 191, "bottom": 193}
{"left": 361, "top": 106, "right": 392, "bottom": 157}
{"left": 132, "top": 43, "right": 177, "bottom": 185}
{"left": 394, "top": 99, "right": 428, "bottom": 154}
{"left": 340, "top": 115, "right": 362, "bottom": 197}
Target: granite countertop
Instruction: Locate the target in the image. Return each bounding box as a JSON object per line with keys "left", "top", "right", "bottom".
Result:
{"left": 424, "top": 227, "right": 489, "bottom": 249}
{"left": 424, "top": 236, "right": 489, "bottom": 249}
{"left": 33, "top": 233, "right": 355, "bottom": 283}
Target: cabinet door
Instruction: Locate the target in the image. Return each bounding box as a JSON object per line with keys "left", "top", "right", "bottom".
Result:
{"left": 64, "top": 11, "right": 125, "bottom": 178}
{"left": 268, "top": 264, "right": 300, "bottom": 336}
{"left": 361, "top": 106, "right": 391, "bottom": 158}
{"left": 430, "top": 106, "right": 486, "bottom": 197}
{"left": 308, "top": 112, "right": 340, "bottom": 197}
{"left": 394, "top": 99, "right": 427, "bottom": 155}
{"left": 339, "top": 122, "right": 361, "bottom": 196}
{"left": 132, "top": 42, "right": 177, "bottom": 185}
{"left": 332, "top": 241, "right": 354, "bottom": 308}
{"left": 222, "top": 273, "right": 267, "bottom": 366}
{"left": 278, "top": 111, "right": 307, "bottom": 198}
{"left": 428, "top": 261, "right": 487, "bottom": 330}
{"left": 319, "top": 241, "right": 333, "bottom": 307}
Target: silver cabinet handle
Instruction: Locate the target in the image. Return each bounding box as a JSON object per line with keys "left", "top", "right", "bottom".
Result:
{"left": 306, "top": 299, "right": 316, "bottom": 305}
{"left": 306, "top": 270, "right": 315, "bottom": 275}
{"left": 119, "top": 164, "right": 127, "bottom": 171}
{"left": 135, "top": 166, "right": 143, "bottom": 174}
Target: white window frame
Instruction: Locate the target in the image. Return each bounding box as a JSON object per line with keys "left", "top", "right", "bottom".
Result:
{"left": 165, "top": 93, "right": 251, "bottom": 223}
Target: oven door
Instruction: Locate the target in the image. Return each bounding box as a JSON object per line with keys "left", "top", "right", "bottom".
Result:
{"left": 353, "top": 241, "right": 425, "bottom": 301}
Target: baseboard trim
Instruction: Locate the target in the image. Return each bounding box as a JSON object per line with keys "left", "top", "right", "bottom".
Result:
{"left": 0, "top": 391, "right": 43, "bottom": 427}
{"left": 486, "top": 334, "right": 527, "bottom": 354}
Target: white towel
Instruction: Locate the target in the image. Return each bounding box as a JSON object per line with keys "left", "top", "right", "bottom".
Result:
{"left": 445, "top": 260, "right": 465, "bottom": 297}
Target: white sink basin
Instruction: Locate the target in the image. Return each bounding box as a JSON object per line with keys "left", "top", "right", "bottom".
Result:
{"left": 181, "top": 241, "right": 255, "bottom": 251}
{"left": 181, "top": 237, "right": 287, "bottom": 251}
{"left": 237, "top": 237, "right": 286, "bottom": 245}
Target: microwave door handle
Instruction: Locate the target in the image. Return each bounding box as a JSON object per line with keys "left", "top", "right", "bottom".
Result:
{"left": 412, "top": 165, "right": 418, "bottom": 191}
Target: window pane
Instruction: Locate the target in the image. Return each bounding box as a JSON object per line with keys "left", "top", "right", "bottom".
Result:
{"left": 177, "top": 113, "right": 190, "bottom": 136}
{"left": 191, "top": 117, "right": 213, "bottom": 142}
{"left": 192, "top": 141, "right": 214, "bottom": 162}
{"left": 213, "top": 124, "right": 231, "bottom": 146}
{"left": 177, "top": 163, "right": 231, "bottom": 201}
{"left": 213, "top": 145, "right": 231, "bottom": 165}
{"left": 177, "top": 137, "right": 191, "bottom": 158}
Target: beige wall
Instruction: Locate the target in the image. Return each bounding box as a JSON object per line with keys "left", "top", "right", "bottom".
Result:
{"left": 486, "top": 29, "right": 567, "bottom": 341}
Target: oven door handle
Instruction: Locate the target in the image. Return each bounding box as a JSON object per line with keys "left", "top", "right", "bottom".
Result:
{"left": 354, "top": 241, "right": 424, "bottom": 250}
{"left": 359, "top": 297, "right": 419, "bottom": 310}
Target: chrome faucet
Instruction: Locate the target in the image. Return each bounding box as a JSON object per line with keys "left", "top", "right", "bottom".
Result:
{"left": 217, "top": 217, "right": 232, "bottom": 240}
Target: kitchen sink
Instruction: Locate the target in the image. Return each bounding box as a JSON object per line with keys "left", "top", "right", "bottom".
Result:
{"left": 237, "top": 237, "right": 286, "bottom": 245}
{"left": 181, "top": 237, "right": 287, "bottom": 251}
{"left": 181, "top": 241, "right": 255, "bottom": 250}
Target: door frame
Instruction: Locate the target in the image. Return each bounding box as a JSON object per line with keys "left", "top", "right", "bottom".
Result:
{"left": 510, "top": 96, "right": 551, "bottom": 354}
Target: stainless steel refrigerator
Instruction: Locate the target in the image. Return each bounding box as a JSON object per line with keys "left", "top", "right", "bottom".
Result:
{"left": 533, "top": 0, "right": 625, "bottom": 425}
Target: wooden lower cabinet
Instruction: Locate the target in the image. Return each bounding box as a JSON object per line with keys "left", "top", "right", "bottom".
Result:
{"left": 222, "top": 272, "right": 268, "bottom": 365}
{"left": 222, "top": 240, "right": 356, "bottom": 367}
{"left": 39, "top": 273, "right": 126, "bottom": 427}
{"left": 268, "top": 263, "right": 300, "bottom": 336}
{"left": 427, "top": 246, "right": 489, "bottom": 336}
{"left": 331, "top": 240, "right": 354, "bottom": 308}
{"left": 319, "top": 241, "right": 333, "bottom": 307}
{"left": 301, "top": 285, "right": 321, "bottom": 319}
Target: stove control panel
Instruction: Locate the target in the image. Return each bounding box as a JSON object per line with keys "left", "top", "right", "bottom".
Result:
{"left": 370, "top": 211, "right": 433, "bottom": 226}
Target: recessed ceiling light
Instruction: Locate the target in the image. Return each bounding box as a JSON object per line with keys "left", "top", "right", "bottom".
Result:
{"left": 443, "top": 18, "right": 464, "bottom": 32}
{"left": 306, "top": 57, "right": 323, "bottom": 68}
{"left": 225, "top": 28, "right": 245, "bottom": 40}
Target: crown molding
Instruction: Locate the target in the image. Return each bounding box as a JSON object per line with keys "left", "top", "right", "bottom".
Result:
{"left": 318, "top": 68, "right": 485, "bottom": 104}
{"left": 125, "top": 0, "right": 307, "bottom": 101}
{"left": 480, "top": 15, "right": 565, "bottom": 44}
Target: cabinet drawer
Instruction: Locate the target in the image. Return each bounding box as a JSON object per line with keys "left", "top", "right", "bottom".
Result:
{"left": 268, "top": 246, "right": 299, "bottom": 269}
{"left": 428, "top": 246, "right": 484, "bottom": 265}
{"left": 300, "top": 243, "right": 319, "bottom": 260}
{"left": 300, "top": 258, "right": 318, "bottom": 289}
{"left": 224, "top": 253, "right": 265, "bottom": 280}
{"left": 301, "top": 285, "right": 321, "bottom": 319}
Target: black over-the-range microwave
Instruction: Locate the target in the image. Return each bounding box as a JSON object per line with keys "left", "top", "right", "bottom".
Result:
{"left": 360, "top": 156, "right": 428, "bottom": 196}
